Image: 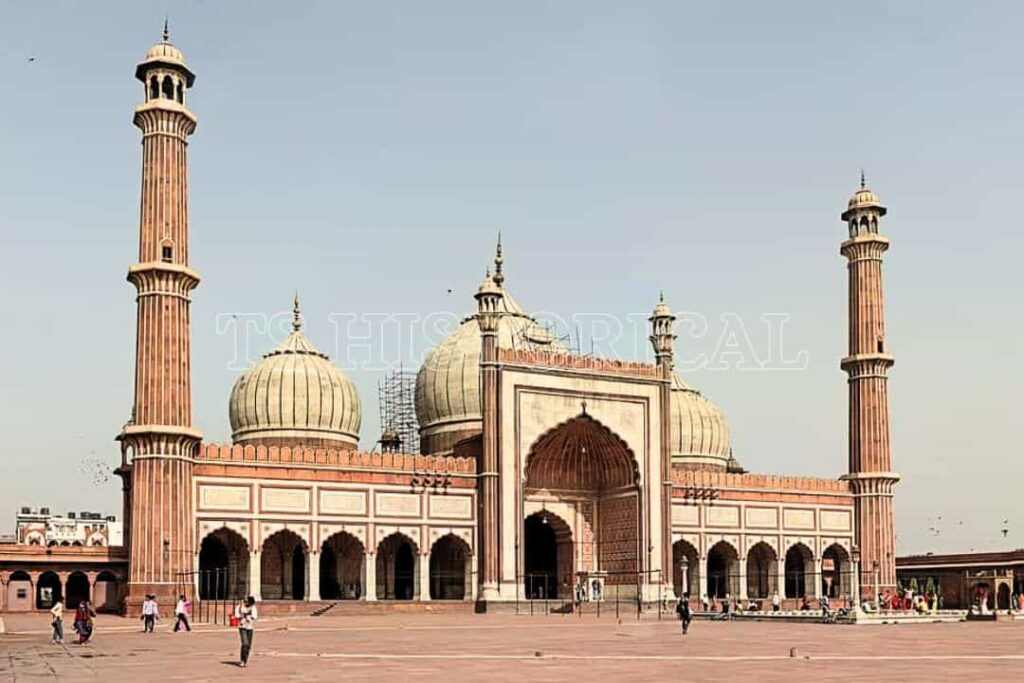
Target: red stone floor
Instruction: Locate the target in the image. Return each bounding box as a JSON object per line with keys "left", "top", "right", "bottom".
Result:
{"left": 1, "top": 612, "right": 1021, "bottom": 682}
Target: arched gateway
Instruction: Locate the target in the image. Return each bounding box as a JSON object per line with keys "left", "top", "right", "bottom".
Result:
{"left": 523, "top": 413, "right": 641, "bottom": 598}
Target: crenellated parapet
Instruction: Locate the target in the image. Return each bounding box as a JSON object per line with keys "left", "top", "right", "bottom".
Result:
{"left": 198, "top": 443, "right": 477, "bottom": 474}
{"left": 671, "top": 468, "right": 852, "bottom": 495}
{"left": 497, "top": 348, "right": 660, "bottom": 379}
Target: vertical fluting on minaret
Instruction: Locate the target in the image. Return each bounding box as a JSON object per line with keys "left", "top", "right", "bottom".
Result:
{"left": 839, "top": 176, "right": 899, "bottom": 598}
{"left": 475, "top": 243, "right": 504, "bottom": 601}
{"left": 649, "top": 293, "right": 675, "bottom": 587}
{"left": 117, "top": 25, "right": 201, "bottom": 606}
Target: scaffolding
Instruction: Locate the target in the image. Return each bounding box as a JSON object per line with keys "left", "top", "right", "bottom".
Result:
{"left": 378, "top": 367, "right": 419, "bottom": 455}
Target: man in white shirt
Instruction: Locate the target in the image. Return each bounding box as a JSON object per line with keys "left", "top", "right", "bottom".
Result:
{"left": 141, "top": 595, "right": 159, "bottom": 633}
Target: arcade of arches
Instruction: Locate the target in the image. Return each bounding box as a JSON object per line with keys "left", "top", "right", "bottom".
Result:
{"left": 192, "top": 528, "right": 473, "bottom": 603}
{"left": 671, "top": 540, "right": 852, "bottom": 604}
{"left": 2, "top": 569, "right": 122, "bottom": 613}
{"left": 523, "top": 414, "right": 641, "bottom": 599}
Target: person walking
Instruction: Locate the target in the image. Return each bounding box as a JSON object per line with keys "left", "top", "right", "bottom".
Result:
{"left": 676, "top": 593, "right": 692, "bottom": 634}
{"left": 50, "top": 598, "right": 64, "bottom": 644}
{"left": 174, "top": 595, "right": 192, "bottom": 632}
{"left": 771, "top": 590, "right": 781, "bottom": 612}
{"left": 236, "top": 596, "right": 258, "bottom": 668}
{"left": 141, "top": 594, "right": 159, "bottom": 633}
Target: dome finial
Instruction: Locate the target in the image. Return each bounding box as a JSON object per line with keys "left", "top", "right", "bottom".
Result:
{"left": 860, "top": 168, "right": 866, "bottom": 189}
{"left": 163, "top": 16, "right": 170, "bottom": 42}
{"left": 292, "top": 291, "right": 302, "bottom": 332}
{"left": 493, "top": 232, "right": 504, "bottom": 286}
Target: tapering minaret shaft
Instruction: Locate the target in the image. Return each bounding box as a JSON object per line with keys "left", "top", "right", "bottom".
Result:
{"left": 649, "top": 294, "right": 675, "bottom": 588}
{"left": 840, "top": 179, "right": 898, "bottom": 599}
{"left": 118, "top": 29, "right": 201, "bottom": 608}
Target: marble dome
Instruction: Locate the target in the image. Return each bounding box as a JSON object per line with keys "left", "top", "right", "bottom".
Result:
{"left": 669, "top": 372, "right": 731, "bottom": 467}
{"left": 228, "top": 299, "right": 361, "bottom": 449}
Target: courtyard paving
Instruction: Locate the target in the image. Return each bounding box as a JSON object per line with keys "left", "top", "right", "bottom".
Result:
{"left": 1, "top": 612, "right": 1021, "bottom": 682}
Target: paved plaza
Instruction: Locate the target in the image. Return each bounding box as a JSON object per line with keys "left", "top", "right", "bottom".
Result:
{"left": 1, "top": 612, "right": 1021, "bottom": 682}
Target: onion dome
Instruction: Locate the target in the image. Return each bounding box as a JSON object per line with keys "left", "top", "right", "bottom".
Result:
{"left": 135, "top": 20, "right": 195, "bottom": 86}
{"left": 415, "top": 247, "right": 566, "bottom": 453}
{"left": 228, "top": 296, "right": 361, "bottom": 449}
{"left": 669, "top": 372, "right": 731, "bottom": 468}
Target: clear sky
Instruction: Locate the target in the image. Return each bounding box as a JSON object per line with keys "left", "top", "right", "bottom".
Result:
{"left": 1, "top": 1, "right": 1021, "bottom": 553}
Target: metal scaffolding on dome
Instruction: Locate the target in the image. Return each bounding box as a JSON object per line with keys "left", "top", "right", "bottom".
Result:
{"left": 378, "top": 367, "right": 419, "bottom": 455}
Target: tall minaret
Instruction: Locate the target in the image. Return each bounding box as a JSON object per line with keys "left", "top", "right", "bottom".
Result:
{"left": 117, "top": 23, "right": 201, "bottom": 607}
{"left": 475, "top": 243, "right": 504, "bottom": 602}
{"left": 649, "top": 293, "right": 675, "bottom": 589}
{"left": 840, "top": 174, "right": 898, "bottom": 599}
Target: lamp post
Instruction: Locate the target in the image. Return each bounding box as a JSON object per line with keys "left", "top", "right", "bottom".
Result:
{"left": 850, "top": 545, "right": 861, "bottom": 613}
{"left": 873, "top": 560, "right": 880, "bottom": 608}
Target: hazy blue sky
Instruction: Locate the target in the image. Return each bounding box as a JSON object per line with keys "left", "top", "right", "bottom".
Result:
{"left": 1, "top": 1, "right": 1021, "bottom": 553}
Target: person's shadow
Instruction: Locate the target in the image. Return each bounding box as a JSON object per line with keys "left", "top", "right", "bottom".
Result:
{"left": 220, "top": 660, "right": 243, "bottom": 667}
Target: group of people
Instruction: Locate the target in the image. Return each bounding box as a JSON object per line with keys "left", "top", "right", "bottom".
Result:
{"left": 872, "top": 588, "right": 941, "bottom": 613}
{"left": 140, "top": 594, "right": 193, "bottom": 632}
{"left": 49, "top": 598, "right": 96, "bottom": 645}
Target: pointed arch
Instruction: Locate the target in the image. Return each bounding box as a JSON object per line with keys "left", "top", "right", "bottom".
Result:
{"left": 746, "top": 542, "right": 778, "bottom": 599}
{"left": 199, "top": 527, "right": 250, "bottom": 600}
{"left": 707, "top": 540, "right": 739, "bottom": 599}
{"left": 525, "top": 413, "right": 639, "bottom": 492}
{"left": 376, "top": 532, "right": 418, "bottom": 600}
{"left": 261, "top": 529, "right": 306, "bottom": 600}
{"left": 672, "top": 539, "right": 700, "bottom": 598}
{"left": 784, "top": 542, "right": 814, "bottom": 599}
{"left": 320, "top": 531, "right": 364, "bottom": 600}
{"left": 429, "top": 534, "right": 472, "bottom": 600}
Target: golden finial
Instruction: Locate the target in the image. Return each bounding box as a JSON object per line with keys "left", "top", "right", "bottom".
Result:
{"left": 292, "top": 291, "right": 302, "bottom": 332}
{"left": 493, "top": 232, "right": 504, "bottom": 286}
{"left": 860, "top": 168, "right": 866, "bottom": 189}
{"left": 163, "top": 16, "right": 170, "bottom": 42}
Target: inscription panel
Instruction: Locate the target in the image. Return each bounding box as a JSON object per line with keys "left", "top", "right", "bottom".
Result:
{"left": 820, "top": 509, "right": 852, "bottom": 532}
{"left": 376, "top": 492, "right": 421, "bottom": 518}
{"left": 783, "top": 508, "right": 816, "bottom": 531}
{"left": 705, "top": 506, "right": 740, "bottom": 528}
{"left": 671, "top": 505, "right": 699, "bottom": 526}
{"left": 261, "top": 487, "right": 311, "bottom": 514}
{"left": 319, "top": 490, "right": 367, "bottom": 516}
{"left": 745, "top": 507, "right": 779, "bottom": 529}
{"left": 198, "top": 485, "right": 250, "bottom": 512}
{"left": 428, "top": 496, "right": 472, "bottom": 520}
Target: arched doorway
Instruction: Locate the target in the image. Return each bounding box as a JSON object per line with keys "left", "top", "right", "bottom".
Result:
{"left": 746, "top": 542, "right": 777, "bottom": 599}
{"left": 376, "top": 533, "right": 417, "bottom": 600}
{"left": 707, "top": 541, "right": 739, "bottom": 599}
{"left": 66, "top": 572, "right": 90, "bottom": 609}
{"left": 672, "top": 540, "right": 700, "bottom": 598}
{"left": 998, "top": 583, "right": 1011, "bottom": 610}
{"left": 430, "top": 534, "right": 471, "bottom": 600}
{"left": 198, "top": 528, "right": 250, "bottom": 600}
{"left": 523, "top": 511, "right": 573, "bottom": 599}
{"left": 524, "top": 414, "right": 640, "bottom": 595}
{"left": 320, "top": 532, "right": 364, "bottom": 600}
{"left": 261, "top": 530, "right": 306, "bottom": 600}
{"left": 94, "top": 571, "right": 120, "bottom": 612}
{"left": 785, "top": 544, "right": 813, "bottom": 599}
{"left": 36, "top": 571, "right": 62, "bottom": 610}
{"left": 8, "top": 571, "right": 32, "bottom": 612}
{"left": 821, "top": 544, "right": 850, "bottom": 599}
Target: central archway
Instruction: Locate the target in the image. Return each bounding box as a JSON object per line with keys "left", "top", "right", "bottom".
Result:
{"left": 376, "top": 533, "right": 418, "bottom": 600}
{"left": 524, "top": 511, "right": 572, "bottom": 599}
{"left": 524, "top": 413, "right": 641, "bottom": 592}
{"left": 320, "top": 532, "right": 364, "bottom": 600}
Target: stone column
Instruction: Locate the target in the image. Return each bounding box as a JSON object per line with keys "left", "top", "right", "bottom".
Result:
{"left": 738, "top": 562, "right": 748, "bottom": 601}
{"left": 363, "top": 553, "right": 377, "bottom": 601}
{"left": 308, "top": 551, "right": 320, "bottom": 601}
{"left": 1, "top": 573, "right": 8, "bottom": 612}
{"left": 249, "top": 552, "right": 261, "bottom": 600}
{"left": 87, "top": 572, "right": 98, "bottom": 605}
{"left": 419, "top": 552, "right": 431, "bottom": 601}
{"left": 777, "top": 559, "right": 787, "bottom": 604}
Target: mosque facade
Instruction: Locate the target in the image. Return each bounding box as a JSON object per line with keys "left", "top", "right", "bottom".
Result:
{"left": 0, "top": 31, "right": 897, "bottom": 613}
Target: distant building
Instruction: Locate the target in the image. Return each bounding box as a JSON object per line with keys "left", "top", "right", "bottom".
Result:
{"left": 14, "top": 507, "right": 122, "bottom": 548}
{"left": 897, "top": 551, "right": 1024, "bottom": 610}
